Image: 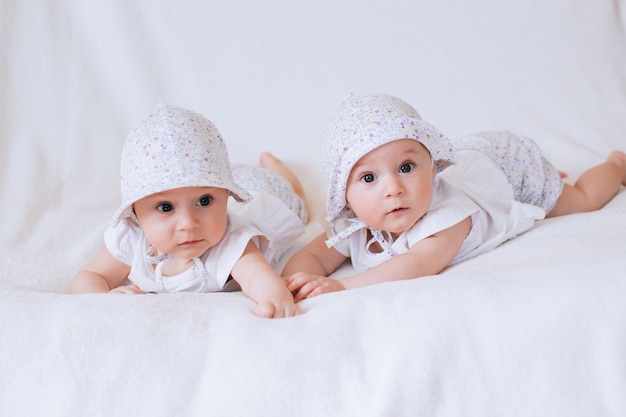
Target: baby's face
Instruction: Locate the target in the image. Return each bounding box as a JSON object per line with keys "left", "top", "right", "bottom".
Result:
{"left": 345, "top": 139, "right": 435, "bottom": 238}
{"left": 133, "top": 186, "right": 229, "bottom": 260}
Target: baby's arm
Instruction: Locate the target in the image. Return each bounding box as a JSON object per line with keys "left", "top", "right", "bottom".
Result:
{"left": 281, "top": 233, "right": 349, "bottom": 301}
{"left": 282, "top": 232, "right": 348, "bottom": 277}
{"left": 231, "top": 240, "right": 301, "bottom": 318}
{"left": 287, "top": 216, "right": 472, "bottom": 301}
{"left": 69, "top": 247, "right": 136, "bottom": 293}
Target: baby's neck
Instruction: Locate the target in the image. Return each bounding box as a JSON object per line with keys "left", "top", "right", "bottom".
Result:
{"left": 158, "top": 257, "right": 194, "bottom": 277}
{"left": 366, "top": 229, "right": 400, "bottom": 253}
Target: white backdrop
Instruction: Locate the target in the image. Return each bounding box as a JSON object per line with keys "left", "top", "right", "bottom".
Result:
{"left": 1, "top": 0, "right": 626, "bottom": 280}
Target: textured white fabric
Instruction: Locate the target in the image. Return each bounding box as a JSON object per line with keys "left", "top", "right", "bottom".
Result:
{"left": 1, "top": 1, "right": 626, "bottom": 416}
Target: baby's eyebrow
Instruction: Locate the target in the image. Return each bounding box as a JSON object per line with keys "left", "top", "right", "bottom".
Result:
{"left": 400, "top": 147, "right": 425, "bottom": 157}
{"left": 348, "top": 164, "right": 371, "bottom": 178}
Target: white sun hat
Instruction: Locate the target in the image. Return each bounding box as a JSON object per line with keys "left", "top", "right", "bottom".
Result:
{"left": 112, "top": 103, "right": 251, "bottom": 225}
{"left": 322, "top": 93, "right": 456, "bottom": 225}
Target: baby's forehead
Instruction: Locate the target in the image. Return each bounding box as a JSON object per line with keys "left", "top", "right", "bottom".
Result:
{"left": 353, "top": 139, "right": 431, "bottom": 166}
{"left": 137, "top": 186, "right": 228, "bottom": 201}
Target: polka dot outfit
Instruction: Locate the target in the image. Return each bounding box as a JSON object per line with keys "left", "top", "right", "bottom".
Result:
{"left": 232, "top": 164, "right": 308, "bottom": 223}
{"left": 455, "top": 131, "right": 564, "bottom": 213}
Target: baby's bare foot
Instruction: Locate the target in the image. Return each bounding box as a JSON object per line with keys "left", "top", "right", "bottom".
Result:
{"left": 608, "top": 151, "right": 626, "bottom": 185}
{"left": 259, "top": 152, "right": 306, "bottom": 201}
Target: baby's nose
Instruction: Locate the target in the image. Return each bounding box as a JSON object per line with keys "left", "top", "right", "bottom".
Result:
{"left": 177, "top": 209, "right": 200, "bottom": 230}
{"left": 384, "top": 175, "right": 405, "bottom": 196}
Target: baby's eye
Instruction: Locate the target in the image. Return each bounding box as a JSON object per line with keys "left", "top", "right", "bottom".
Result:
{"left": 399, "top": 162, "right": 414, "bottom": 173}
{"left": 198, "top": 195, "right": 212, "bottom": 207}
{"left": 157, "top": 203, "right": 174, "bottom": 212}
{"left": 361, "top": 173, "right": 376, "bottom": 183}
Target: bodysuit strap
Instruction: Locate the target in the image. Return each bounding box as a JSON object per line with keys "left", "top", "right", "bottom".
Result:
{"left": 325, "top": 217, "right": 397, "bottom": 258}
{"left": 144, "top": 247, "right": 209, "bottom": 293}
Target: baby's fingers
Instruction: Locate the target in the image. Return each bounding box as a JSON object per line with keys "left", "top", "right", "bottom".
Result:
{"left": 254, "top": 301, "right": 301, "bottom": 318}
{"left": 285, "top": 272, "right": 311, "bottom": 292}
{"left": 292, "top": 280, "right": 322, "bottom": 302}
{"left": 280, "top": 303, "right": 302, "bottom": 318}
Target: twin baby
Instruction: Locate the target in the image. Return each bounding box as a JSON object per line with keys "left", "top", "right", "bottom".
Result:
{"left": 69, "top": 94, "right": 626, "bottom": 318}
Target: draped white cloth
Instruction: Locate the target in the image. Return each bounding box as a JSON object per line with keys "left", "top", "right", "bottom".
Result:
{"left": 1, "top": 1, "right": 625, "bottom": 416}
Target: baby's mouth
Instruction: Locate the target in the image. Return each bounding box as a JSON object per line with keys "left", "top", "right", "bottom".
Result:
{"left": 388, "top": 207, "right": 408, "bottom": 214}
{"left": 180, "top": 239, "right": 202, "bottom": 246}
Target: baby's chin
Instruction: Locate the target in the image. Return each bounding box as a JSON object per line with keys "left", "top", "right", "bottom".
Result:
{"left": 373, "top": 227, "right": 410, "bottom": 242}
{"left": 379, "top": 220, "right": 420, "bottom": 237}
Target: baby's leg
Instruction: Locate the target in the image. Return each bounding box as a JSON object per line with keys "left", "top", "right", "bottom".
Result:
{"left": 259, "top": 152, "right": 306, "bottom": 203}
{"left": 547, "top": 151, "right": 626, "bottom": 217}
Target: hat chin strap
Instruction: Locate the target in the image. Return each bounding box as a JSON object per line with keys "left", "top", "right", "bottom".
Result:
{"left": 145, "top": 247, "right": 209, "bottom": 293}
{"left": 325, "top": 217, "right": 397, "bottom": 258}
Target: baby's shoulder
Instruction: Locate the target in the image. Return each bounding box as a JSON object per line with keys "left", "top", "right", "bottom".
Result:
{"left": 103, "top": 219, "right": 147, "bottom": 265}
{"left": 431, "top": 176, "right": 479, "bottom": 208}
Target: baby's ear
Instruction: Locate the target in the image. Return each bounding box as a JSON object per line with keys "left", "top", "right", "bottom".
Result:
{"left": 129, "top": 207, "right": 140, "bottom": 225}
{"left": 433, "top": 159, "right": 455, "bottom": 173}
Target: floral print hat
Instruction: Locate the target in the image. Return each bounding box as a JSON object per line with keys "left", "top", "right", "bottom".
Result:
{"left": 322, "top": 94, "right": 456, "bottom": 252}
{"left": 112, "top": 104, "right": 251, "bottom": 225}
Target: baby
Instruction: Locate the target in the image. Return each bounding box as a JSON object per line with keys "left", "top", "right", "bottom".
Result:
{"left": 70, "top": 104, "right": 308, "bottom": 318}
{"left": 283, "top": 93, "right": 626, "bottom": 300}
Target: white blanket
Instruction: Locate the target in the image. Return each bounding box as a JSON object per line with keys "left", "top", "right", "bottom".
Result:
{"left": 1, "top": 1, "right": 625, "bottom": 416}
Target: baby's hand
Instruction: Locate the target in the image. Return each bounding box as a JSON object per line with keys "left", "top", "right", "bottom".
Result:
{"left": 254, "top": 297, "right": 301, "bottom": 319}
{"left": 109, "top": 284, "right": 147, "bottom": 294}
{"left": 285, "top": 272, "right": 345, "bottom": 302}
